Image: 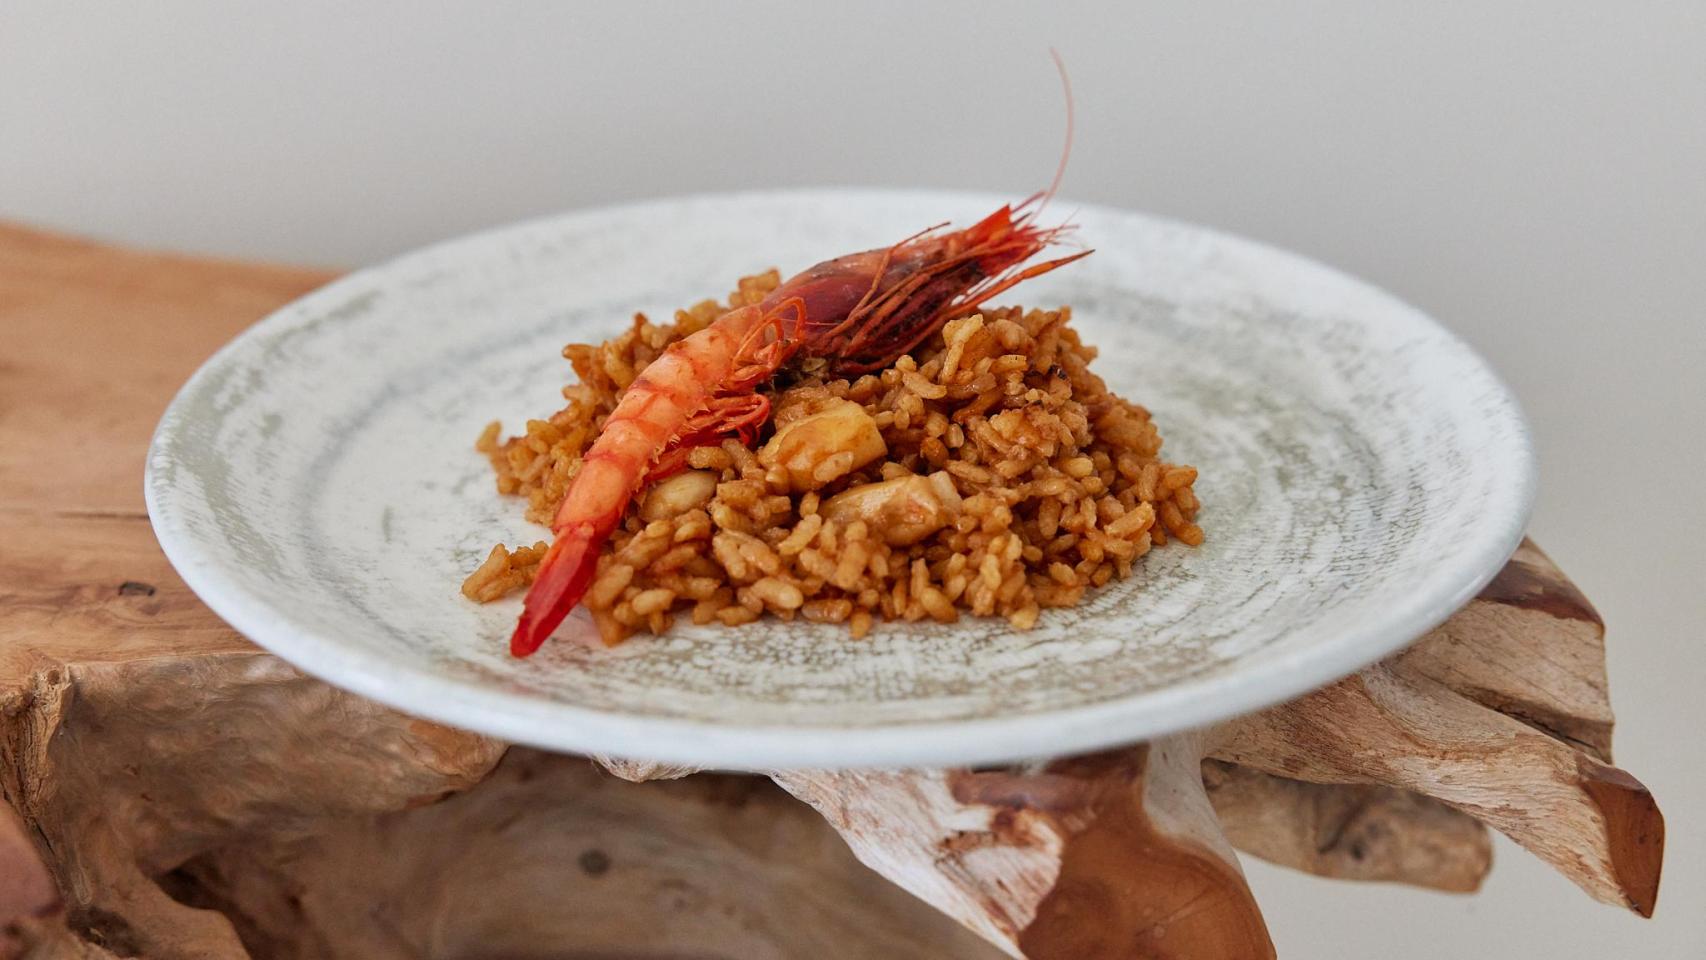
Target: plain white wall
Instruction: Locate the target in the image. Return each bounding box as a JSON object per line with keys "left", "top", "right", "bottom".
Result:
{"left": 5, "top": 2, "right": 1703, "bottom": 956}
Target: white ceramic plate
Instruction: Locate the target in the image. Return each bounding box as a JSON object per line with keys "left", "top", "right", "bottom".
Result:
{"left": 146, "top": 189, "right": 1534, "bottom": 770}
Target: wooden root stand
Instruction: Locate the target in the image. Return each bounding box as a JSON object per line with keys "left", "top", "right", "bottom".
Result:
{"left": 0, "top": 226, "right": 1665, "bottom": 959}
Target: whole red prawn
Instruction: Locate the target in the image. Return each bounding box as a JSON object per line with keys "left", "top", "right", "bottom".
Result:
{"left": 509, "top": 200, "right": 1089, "bottom": 656}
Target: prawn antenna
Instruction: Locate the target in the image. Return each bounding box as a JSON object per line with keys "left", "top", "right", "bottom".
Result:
{"left": 1042, "top": 47, "right": 1074, "bottom": 213}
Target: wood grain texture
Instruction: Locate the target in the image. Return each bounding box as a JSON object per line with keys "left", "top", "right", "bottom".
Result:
{"left": 0, "top": 223, "right": 332, "bottom": 687}
{"left": 0, "top": 802, "right": 58, "bottom": 951}
{"left": 592, "top": 755, "right": 700, "bottom": 783}
{"left": 609, "top": 757, "right": 1495, "bottom": 896}
{"left": 0, "top": 224, "right": 337, "bottom": 956}
{"left": 165, "top": 750, "right": 1003, "bottom": 960}
{"left": 1201, "top": 761, "right": 1490, "bottom": 893}
{"left": 1017, "top": 738, "right": 1273, "bottom": 960}
{"left": 773, "top": 543, "right": 1661, "bottom": 956}
{"left": 3, "top": 661, "right": 995, "bottom": 960}
{"left": 1395, "top": 540, "right": 1612, "bottom": 759}
{"left": 3, "top": 650, "right": 503, "bottom": 957}
{"left": 777, "top": 736, "right": 1274, "bottom": 960}
{"left": 1211, "top": 659, "right": 1663, "bottom": 916}
{"left": 0, "top": 223, "right": 334, "bottom": 519}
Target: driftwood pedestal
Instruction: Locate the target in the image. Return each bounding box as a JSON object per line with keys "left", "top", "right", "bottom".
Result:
{"left": 0, "top": 225, "right": 1665, "bottom": 959}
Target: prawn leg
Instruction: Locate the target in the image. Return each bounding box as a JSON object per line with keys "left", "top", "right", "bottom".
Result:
{"left": 650, "top": 394, "right": 773, "bottom": 482}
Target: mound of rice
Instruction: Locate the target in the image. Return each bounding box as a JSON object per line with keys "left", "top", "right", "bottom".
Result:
{"left": 463, "top": 271, "right": 1202, "bottom": 645}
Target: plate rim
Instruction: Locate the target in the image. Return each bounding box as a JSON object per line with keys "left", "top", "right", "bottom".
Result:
{"left": 145, "top": 186, "right": 1537, "bottom": 770}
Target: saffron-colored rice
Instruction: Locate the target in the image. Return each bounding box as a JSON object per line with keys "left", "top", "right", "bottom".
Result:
{"left": 463, "top": 271, "right": 1202, "bottom": 644}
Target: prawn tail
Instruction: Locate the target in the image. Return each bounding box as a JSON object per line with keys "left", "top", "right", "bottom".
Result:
{"left": 509, "top": 521, "right": 607, "bottom": 657}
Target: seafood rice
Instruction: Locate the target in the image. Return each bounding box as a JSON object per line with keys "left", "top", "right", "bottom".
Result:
{"left": 463, "top": 269, "right": 1203, "bottom": 647}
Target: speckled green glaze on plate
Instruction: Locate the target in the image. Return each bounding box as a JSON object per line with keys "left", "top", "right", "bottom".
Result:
{"left": 146, "top": 189, "right": 1535, "bottom": 770}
